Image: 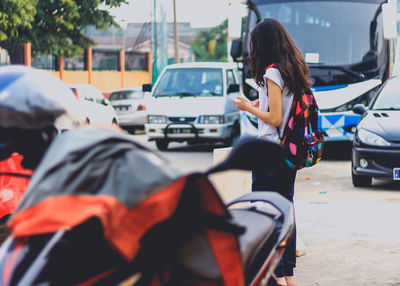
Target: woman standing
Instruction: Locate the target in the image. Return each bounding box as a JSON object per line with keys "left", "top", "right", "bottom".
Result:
{"left": 233, "top": 18, "right": 310, "bottom": 286}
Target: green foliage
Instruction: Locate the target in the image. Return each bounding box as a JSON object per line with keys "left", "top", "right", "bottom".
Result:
{"left": 0, "top": 0, "right": 127, "bottom": 63}
{"left": 0, "top": 0, "right": 36, "bottom": 41}
{"left": 191, "top": 19, "right": 228, "bottom": 62}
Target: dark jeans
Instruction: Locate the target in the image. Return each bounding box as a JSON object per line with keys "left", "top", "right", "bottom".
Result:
{"left": 252, "top": 167, "right": 297, "bottom": 277}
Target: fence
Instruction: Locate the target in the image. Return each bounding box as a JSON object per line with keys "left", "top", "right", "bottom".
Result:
{"left": 10, "top": 43, "right": 152, "bottom": 93}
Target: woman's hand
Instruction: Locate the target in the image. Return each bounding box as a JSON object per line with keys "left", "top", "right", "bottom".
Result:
{"left": 233, "top": 96, "right": 252, "bottom": 111}
{"left": 251, "top": 99, "right": 259, "bottom": 108}
{"left": 233, "top": 79, "right": 282, "bottom": 127}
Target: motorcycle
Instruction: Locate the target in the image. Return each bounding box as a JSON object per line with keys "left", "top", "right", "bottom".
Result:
{"left": 0, "top": 127, "right": 294, "bottom": 286}
{"left": 0, "top": 65, "right": 295, "bottom": 286}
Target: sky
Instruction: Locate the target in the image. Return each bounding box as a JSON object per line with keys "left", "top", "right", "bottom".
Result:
{"left": 109, "top": 0, "right": 247, "bottom": 28}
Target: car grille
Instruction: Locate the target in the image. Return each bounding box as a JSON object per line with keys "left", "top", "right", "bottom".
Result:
{"left": 162, "top": 128, "right": 204, "bottom": 134}
{"left": 168, "top": 117, "right": 197, "bottom": 123}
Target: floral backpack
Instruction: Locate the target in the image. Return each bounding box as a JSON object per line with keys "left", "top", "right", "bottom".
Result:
{"left": 265, "top": 64, "right": 325, "bottom": 170}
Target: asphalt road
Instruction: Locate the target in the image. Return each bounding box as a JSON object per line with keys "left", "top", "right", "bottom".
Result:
{"left": 131, "top": 133, "right": 400, "bottom": 286}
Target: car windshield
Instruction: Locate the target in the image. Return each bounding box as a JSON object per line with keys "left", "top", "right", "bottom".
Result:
{"left": 372, "top": 79, "right": 400, "bottom": 110}
{"left": 250, "top": 1, "right": 382, "bottom": 66}
{"left": 109, "top": 90, "right": 144, "bottom": 100}
{"left": 153, "top": 68, "right": 224, "bottom": 97}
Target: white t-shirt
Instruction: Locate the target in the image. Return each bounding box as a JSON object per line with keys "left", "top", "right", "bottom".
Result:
{"left": 257, "top": 68, "right": 294, "bottom": 143}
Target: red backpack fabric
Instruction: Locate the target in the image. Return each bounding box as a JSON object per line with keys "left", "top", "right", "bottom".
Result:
{"left": 265, "top": 65, "right": 324, "bottom": 170}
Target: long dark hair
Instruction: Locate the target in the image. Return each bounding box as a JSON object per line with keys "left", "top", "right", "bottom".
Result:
{"left": 247, "top": 18, "right": 310, "bottom": 96}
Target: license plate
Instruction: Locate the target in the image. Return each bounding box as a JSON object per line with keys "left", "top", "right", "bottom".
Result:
{"left": 117, "top": 106, "right": 131, "bottom": 111}
{"left": 170, "top": 128, "right": 191, "bottom": 134}
{"left": 393, "top": 168, "right": 400, "bottom": 180}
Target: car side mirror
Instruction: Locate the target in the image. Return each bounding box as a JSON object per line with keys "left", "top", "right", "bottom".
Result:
{"left": 230, "top": 39, "right": 242, "bottom": 61}
{"left": 102, "top": 98, "right": 111, "bottom": 106}
{"left": 142, "top": 84, "right": 152, "bottom": 92}
{"left": 353, "top": 104, "right": 367, "bottom": 115}
{"left": 227, "top": 84, "right": 240, "bottom": 94}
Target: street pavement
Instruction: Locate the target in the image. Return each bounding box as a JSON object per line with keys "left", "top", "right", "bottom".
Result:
{"left": 295, "top": 159, "right": 400, "bottom": 286}
{"left": 131, "top": 134, "right": 400, "bottom": 286}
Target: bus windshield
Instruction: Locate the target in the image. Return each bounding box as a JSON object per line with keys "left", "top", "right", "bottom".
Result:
{"left": 249, "top": 1, "right": 383, "bottom": 66}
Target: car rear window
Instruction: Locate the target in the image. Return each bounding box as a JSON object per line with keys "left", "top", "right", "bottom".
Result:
{"left": 109, "top": 90, "right": 144, "bottom": 100}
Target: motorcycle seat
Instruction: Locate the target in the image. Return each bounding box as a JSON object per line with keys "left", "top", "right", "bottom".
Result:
{"left": 178, "top": 208, "right": 276, "bottom": 280}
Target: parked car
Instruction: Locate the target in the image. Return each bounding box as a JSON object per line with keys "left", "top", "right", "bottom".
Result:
{"left": 144, "top": 62, "right": 241, "bottom": 151}
{"left": 69, "top": 84, "right": 118, "bottom": 125}
{"left": 108, "top": 87, "right": 147, "bottom": 133}
{"left": 352, "top": 76, "right": 400, "bottom": 187}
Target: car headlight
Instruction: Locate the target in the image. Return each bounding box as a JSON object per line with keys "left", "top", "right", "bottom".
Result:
{"left": 147, "top": 115, "right": 168, "bottom": 124}
{"left": 198, "top": 115, "right": 225, "bottom": 124}
{"left": 357, "top": 128, "right": 390, "bottom": 146}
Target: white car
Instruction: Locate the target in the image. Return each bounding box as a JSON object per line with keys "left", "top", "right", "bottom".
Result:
{"left": 108, "top": 87, "right": 147, "bottom": 133}
{"left": 69, "top": 84, "right": 118, "bottom": 125}
{"left": 145, "top": 62, "right": 242, "bottom": 151}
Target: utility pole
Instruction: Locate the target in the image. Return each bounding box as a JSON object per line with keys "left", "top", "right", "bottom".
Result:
{"left": 152, "top": 0, "right": 158, "bottom": 83}
{"left": 173, "top": 0, "right": 180, "bottom": 63}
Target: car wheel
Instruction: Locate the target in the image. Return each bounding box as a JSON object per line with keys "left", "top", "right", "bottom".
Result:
{"left": 127, "top": 127, "right": 136, "bottom": 134}
{"left": 155, "top": 140, "right": 169, "bottom": 151}
{"left": 225, "top": 122, "right": 240, "bottom": 146}
{"left": 352, "top": 172, "right": 372, "bottom": 187}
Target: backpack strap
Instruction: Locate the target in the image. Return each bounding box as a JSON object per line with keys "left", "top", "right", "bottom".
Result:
{"left": 264, "top": 63, "right": 276, "bottom": 70}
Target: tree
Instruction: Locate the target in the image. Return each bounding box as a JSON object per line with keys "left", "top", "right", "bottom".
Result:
{"left": 191, "top": 19, "right": 228, "bottom": 62}
{"left": 0, "top": 0, "right": 36, "bottom": 41}
{"left": 0, "top": 0, "right": 127, "bottom": 64}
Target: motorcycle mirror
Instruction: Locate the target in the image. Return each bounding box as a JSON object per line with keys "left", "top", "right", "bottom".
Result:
{"left": 206, "top": 137, "right": 287, "bottom": 175}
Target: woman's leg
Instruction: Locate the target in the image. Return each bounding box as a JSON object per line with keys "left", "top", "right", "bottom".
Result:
{"left": 252, "top": 168, "right": 297, "bottom": 282}
{"left": 279, "top": 168, "right": 297, "bottom": 286}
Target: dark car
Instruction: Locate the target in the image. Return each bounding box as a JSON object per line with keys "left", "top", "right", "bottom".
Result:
{"left": 352, "top": 76, "right": 400, "bottom": 187}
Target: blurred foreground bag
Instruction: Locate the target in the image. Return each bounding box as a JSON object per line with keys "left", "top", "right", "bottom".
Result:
{"left": 4, "top": 127, "right": 244, "bottom": 285}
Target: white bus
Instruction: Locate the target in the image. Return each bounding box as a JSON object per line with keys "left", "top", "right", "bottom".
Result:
{"left": 231, "top": 0, "right": 398, "bottom": 141}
